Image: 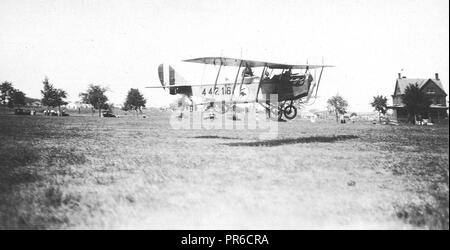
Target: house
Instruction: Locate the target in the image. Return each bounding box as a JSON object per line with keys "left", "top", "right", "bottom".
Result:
{"left": 389, "top": 73, "right": 448, "bottom": 123}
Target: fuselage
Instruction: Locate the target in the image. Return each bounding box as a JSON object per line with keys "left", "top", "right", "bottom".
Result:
{"left": 157, "top": 63, "right": 314, "bottom": 105}
{"left": 189, "top": 74, "right": 314, "bottom": 104}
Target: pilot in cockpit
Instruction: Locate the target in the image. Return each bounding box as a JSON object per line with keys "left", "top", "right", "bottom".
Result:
{"left": 280, "top": 68, "right": 292, "bottom": 82}
{"left": 283, "top": 68, "right": 292, "bottom": 77}
{"left": 242, "top": 65, "right": 254, "bottom": 77}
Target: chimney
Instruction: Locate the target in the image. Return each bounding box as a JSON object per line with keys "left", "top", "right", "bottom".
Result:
{"left": 398, "top": 73, "right": 401, "bottom": 79}
{"left": 435, "top": 73, "right": 439, "bottom": 80}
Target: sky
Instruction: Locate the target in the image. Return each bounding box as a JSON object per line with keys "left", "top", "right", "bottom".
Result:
{"left": 0, "top": 0, "right": 448, "bottom": 112}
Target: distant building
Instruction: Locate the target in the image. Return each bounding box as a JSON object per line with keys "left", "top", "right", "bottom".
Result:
{"left": 64, "top": 101, "right": 92, "bottom": 109}
{"left": 65, "top": 102, "right": 78, "bottom": 109}
{"left": 25, "top": 97, "right": 41, "bottom": 107}
{"left": 389, "top": 73, "right": 448, "bottom": 123}
{"left": 299, "top": 110, "right": 318, "bottom": 119}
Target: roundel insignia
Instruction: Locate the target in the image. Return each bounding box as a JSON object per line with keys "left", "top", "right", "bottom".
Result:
{"left": 239, "top": 86, "right": 249, "bottom": 97}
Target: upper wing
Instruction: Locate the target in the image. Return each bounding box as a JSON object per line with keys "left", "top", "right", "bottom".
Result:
{"left": 183, "top": 57, "right": 334, "bottom": 69}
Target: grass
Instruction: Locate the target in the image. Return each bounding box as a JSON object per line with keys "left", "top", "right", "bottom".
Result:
{"left": 0, "top": 111, "right": 448, "bottom": 229}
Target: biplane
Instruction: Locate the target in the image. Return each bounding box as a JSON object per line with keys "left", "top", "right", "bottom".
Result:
{"left": 146, "top": 57, "right": 333, "bottom": 120}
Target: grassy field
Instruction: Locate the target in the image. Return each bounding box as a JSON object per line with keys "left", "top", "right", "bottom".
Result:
{"left": 0, "top": 111, "right": 448, "bottom": 229}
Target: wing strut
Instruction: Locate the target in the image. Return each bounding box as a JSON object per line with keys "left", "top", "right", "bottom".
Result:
{"left": 212, "top": 61, "right": 223, "bottom": 99}
{"left": 230, "top": 60, "right": 243, "bottom": 102}
{"left": 255, "top": 65, "right": 267, "bottom": 103}
{"left": 236, "top": 62, "right": 249, "bottom": 102}
{"left": 314, "top": 66, "right": 324, "bottom": 98}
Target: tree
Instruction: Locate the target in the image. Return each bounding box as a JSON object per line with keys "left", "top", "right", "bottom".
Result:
{"left": 80, "top": 84, "right": 108, "bottom": 117}
{"left": 103, "top": 102, "right": 115, "bottom": 112}
{"left": 9, "top": 89, "right": 26, "bottom": 108}
{"left": 0, "top": 81, "right": 14, "bottom": 106}
{"left": 327, "top": 94, "right": 348, "bottom": 123}
{"left": 41, "top": 77, "right": 68, "bottom": 112}
{"left": 123, "top": 88, "right": 146, "bottom": 114}
{"left": 402, "top": 83, "right": 431, "bottom": 124}
{"left": 371, "top": 95, "right": 388, "bottom": 123}
{"left": 1, "top": 81, "right": 27, "bottom": 108}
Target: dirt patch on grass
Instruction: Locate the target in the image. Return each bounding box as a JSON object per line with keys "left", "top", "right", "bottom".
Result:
{"left": 193, "top": 135, "right": 240, "bottom": 140}
{"left": 224, "top": 135, "right": 359, "bottom": 147}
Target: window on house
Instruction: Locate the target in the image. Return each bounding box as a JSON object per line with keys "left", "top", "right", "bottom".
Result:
{"left": 427, "top": 87, "right": 436, "bottom": 94}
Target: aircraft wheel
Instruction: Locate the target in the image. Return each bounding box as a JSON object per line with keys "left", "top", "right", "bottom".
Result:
{"left": 283, "top": 105, "right": 297, "bottom": 120}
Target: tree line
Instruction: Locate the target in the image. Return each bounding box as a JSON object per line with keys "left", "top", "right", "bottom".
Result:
{"left": 2, "top": 77, "right": 432, "bottom": 122}
{"left": 1, "top": 77, "right": 146, "bottom": 117}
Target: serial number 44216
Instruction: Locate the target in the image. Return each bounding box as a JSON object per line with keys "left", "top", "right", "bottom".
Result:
{"left": 201, "top": 86, "right": 232, "bottom": 96}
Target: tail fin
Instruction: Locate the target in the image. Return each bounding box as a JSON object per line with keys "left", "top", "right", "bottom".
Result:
{"left": 158, "top": 64, "right": 176, "bottom": 95}
{"left": 157, "top": 64, "right": 192, "bottom": 96}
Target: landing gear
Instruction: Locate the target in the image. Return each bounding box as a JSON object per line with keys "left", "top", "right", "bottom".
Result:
{"left": 214, "top": 101, "right": 229, "bottom": 114}
{"left": 283, "top": 105, "right": 297, "bottom": 120}
{"left": 201, "top": 101, "right": 229, "bottom": 120}
{"left": 269, "top": 106, "right": 283, "bottom": 121}
{"left": 231, "top": 103, "right": 238, "bottom": 120}
{"left": 283, "top": 100, "right": 298, "bottom": 120}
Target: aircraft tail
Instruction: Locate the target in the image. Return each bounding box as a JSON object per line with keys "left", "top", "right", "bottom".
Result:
{"left": 158, "top": 64, "right": 176, "bottom": 95}
{"left": 157, "top": 63, "right": 193, "bottom": 97}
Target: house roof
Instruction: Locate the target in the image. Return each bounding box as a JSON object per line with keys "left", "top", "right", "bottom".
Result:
{"left": 395, "top": 78, "right": 446, "bottom": 95}
{"left": 25, "top": 97, "right": 41, "bottom": 103}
